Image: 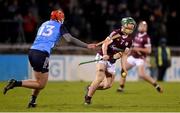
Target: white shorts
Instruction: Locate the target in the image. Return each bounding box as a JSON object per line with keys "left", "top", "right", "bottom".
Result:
{"left": 127, "top": 55, "right": 145, "bottom": 66}
{"left": 95, "top": 53, "right": 115, "bottom": 74}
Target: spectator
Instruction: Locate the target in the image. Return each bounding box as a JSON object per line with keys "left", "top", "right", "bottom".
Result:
{"left": 0, "top": 0, "right": 179, "bottom": 46}
{"left": 149, "top": 50, "right": 158, "bottom": 79}
{"left": 155, "top": 38, "right": 171, "bottom": 81}
{"left": 23, "top": 10, "right": 37, "bottom": 43}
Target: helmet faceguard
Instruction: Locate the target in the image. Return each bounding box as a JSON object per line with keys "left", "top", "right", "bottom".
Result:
{"left": 50, "top": 10, "right": 65, "bottom": 24}
{"left": 121, "top": 17, "right": 136, "bottom": 35}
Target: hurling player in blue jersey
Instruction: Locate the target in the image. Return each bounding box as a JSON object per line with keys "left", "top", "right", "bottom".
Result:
{"left": 3, "top": 9, "right": 96, "bottom": 108}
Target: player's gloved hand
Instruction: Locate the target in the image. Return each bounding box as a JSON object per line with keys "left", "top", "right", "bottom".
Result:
{"left": 102, "top": 54, "right": 109, "bottom": 61}
{"left": 113, "top": 52, "right": 122, "bottom": 59}
{"left": 87, "top": 44, "right": 97, "bottom": 49}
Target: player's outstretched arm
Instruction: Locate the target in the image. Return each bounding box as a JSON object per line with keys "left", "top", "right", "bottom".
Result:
{"left": 63, "top": 33, "right": 96, "bottom": 49}
{"left": 102, "top": 37, "right": 113, "bottom": 60}
{"left": 133, "top": 47, "right": 151, "bottom": 54}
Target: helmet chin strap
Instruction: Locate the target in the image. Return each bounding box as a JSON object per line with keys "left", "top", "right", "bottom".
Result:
{"left": 121, "top": 27, "right": 133, "bottom": 35}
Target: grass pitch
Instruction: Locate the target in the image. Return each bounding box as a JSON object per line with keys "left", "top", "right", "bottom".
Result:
{"left": 0, "top": 81, "right": 180, "bottom": 112}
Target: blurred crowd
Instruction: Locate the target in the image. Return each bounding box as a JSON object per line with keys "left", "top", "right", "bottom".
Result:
{"left": 0, "top": 0, "right": 179, "bottom": 46}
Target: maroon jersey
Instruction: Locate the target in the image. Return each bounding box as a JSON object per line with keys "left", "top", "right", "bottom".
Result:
{"left": 98, "top": 29, "right": 133, "bottom": 63}
{"left": 131, "top": 32, "right": 151, "bottom": 58}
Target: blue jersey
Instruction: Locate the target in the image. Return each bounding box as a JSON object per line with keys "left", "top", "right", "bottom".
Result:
{"left": 31, "top": 20, "right": 62, "bottom": 54}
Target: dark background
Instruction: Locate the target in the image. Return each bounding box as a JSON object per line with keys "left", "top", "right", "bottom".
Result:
{"left": 0, "top": 0, "right": 179, "bottom": 47}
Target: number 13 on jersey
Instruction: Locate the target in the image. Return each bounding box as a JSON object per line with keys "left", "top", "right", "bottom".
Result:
{"left": 37, "top": 25, "right": 55, "bottom": 37}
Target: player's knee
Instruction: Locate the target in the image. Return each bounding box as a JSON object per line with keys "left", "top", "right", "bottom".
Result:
{"left": 104, "top": 84, "right": 112, "bottom": 89}
{"left": 106, "top": 84, "right": 112, "bottom": 89}
{"left": 139, "top": 73, "right": 145, "bottom": 78}
{"left": 37, "top": 82, "right": 46, "bottom": 89}
{"left": 38, "top": 84, "right": 46, "bottom": 89}
{"left": 96, "top": 76, "right": 104, "bottom": 83}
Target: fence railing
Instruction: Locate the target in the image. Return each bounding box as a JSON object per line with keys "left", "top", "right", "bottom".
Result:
{"left": 0, "top": 44, "right": 179, "bottom": 55}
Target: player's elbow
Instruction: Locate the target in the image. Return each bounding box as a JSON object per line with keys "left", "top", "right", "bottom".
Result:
{"left": 104, "top": 83, "right": 113, "bottom": 89}
{"left": 63, "top": 34, "right": 72, "bottom": 43}
{"left": 145, "top": 48, "right": 152, "bottom": 54}
{"left": 146, "top": 48, "right": 151, "bottom": 54}
{"left": 102, "top": 43, "right": 108, "bottom": 49}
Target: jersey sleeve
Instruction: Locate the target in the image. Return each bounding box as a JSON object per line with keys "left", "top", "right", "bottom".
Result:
{"left": 128, "top": 39, "right": 133, "bottom": 48}
{"left": 60, "top": 24, "right": 69, "bottom": 35}
{"left": 144, "top": 36, "right": 151, "bottom": 48}
{"left": 109, "top": 29, "right": 121, "bottom": 38}
{"left": 61, "top": 25, "right": 88, "bottom": 48}
{"left": 125, "top": 38, "right": 133, "bottom": 50}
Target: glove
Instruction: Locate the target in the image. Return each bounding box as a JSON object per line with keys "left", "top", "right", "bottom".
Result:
{"left": 113, "top": 52, "right": 122, "bottom": 59}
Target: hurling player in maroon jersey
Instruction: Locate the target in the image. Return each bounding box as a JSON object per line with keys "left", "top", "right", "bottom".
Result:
{"left": 117, "top": 21, "right": 163, "bottom": 93}
{"left": 84, "top": 17, "right": 136, "bottom": 105}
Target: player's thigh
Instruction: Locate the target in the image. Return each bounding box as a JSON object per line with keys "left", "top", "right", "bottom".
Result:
{"left": 126, "top": 61, "right": 134, "bottom": 70}
{"left": 102, "top": 72, "right": 115, "bottom": 87}
{"left": 137, "top": 64, "right": 146, "bottom": 76}
{"left": 134, "top": 58, "right": 145, "bottom": 75}
{"left": 126, "top": 56, "right": 136, "bottom": 70}
{"left": 105, "top": 62, "right": 115, "bottom": 85}
{"left": 96, "top": 62, "right": 106, "bottom": 73}
{"left": 95, "top": 63, "right": 106, "bottom": 80}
